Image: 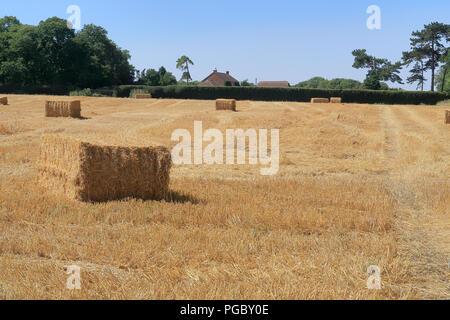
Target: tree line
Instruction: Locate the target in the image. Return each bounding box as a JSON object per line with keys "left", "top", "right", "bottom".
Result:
{"left": 0, "top": 16, "right": 135, "bottom": 88}
{"left": 352, "top": 22, "right": 449, "bottom": 92}
{"left": 1, "top": 16, "right": 449, "bottom": 93}
{"left": 298, "top": 22, "right": 449, "bottom": 92}
{"left": 295, "top": 77, "right": 370, "bottom": 90}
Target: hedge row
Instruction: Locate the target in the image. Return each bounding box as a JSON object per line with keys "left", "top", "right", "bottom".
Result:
{"left": 1, "top": 84, "right": 448, "bottom": 105}
{"left": 0, "top": 84, "right": 72, "bottom": 95}
{"left": 117, "top": 85, "right": 448, "bottom": 105}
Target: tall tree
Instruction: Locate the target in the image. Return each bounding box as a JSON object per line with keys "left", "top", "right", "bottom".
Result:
{"left": 402, "top": 50, "right": 427, "bottom": 91}
{"left": 352, "top": 49, "right": 403, "bottom": 89}
{"left": 176, "top": 55, "right": 194, "bottom": 84}
{"left": 409, "top": 22, "right": 450, "bottom": 91}
{"left": 435, "top": 50, "right": 450, "bottom": 93}
{"left": 74, "top": 24, "right": 135, "bottom": 87}
{"left": 0, "top": 17, "right": 29, "bottom": 85}
{"left": 36, "top": 17, "right": 78, "bottom": 85}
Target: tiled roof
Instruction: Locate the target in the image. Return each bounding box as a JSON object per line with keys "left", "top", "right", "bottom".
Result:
{"left": 199, "top": 70, "right": 239, "bottom": 86}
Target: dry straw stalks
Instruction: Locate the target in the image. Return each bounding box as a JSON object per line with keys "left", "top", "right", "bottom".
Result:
{"left": 45, "top": 101, "right": 81, "bottom": 118}
{"left": 38, "top": 135, "right": 172, "bottom": 202}
{"left": 0, "top": 97, "right": 7, "bottom": 105}
{"left": 446, "top": 110, "right": 450, "bottom": 124}
{"left": 216, "top": 99, "right": 237, "bottom": 111}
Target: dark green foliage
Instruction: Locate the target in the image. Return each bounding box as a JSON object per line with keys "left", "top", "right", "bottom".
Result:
{"left": 0, "top": 16, "right": 135, "bottom": 89}
{"left": 116, "top": 85, "right": 447, "bottom": 105}
{"left": 352, "top": 49, "right": 403, "bottom": 89}
{"left": 363, "top": 71, "right": 382, "bottom": 90}
{"left": 409, "top": 22, "right": 450, "bottom": 91}
{"left": 240, "top": 79, "right": 255, "bottom": 87}
{"left": 402, "top": 49, "right": 427, "bottom": 91}
{"left": 435, "top": 50, "right": 450, "bottom": 93}
{"left": 176, "top": 56, "right": 194, "bottom": 84}
{"left": 296, "top": 77, "right": 365, "bottom": 89}
{"left": 135, "top": 66, "right": 177, "bottom": 86}
{"left": 0, "top": 84, "right": 72, "bottom": 95}
{"left": 69, "top": 88, "right": 110, "bottom": 97}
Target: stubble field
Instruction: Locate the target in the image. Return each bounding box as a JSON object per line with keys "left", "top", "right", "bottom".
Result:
{"left": 0, "top": 95, "right": 448, "bottom": 299}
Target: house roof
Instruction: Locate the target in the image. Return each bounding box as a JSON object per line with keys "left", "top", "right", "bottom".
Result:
{"left": 199, "top": 69, "right": 239, "bottom": 86}
{"left": 257, "top": 81, "right": 290, "bottom": 87}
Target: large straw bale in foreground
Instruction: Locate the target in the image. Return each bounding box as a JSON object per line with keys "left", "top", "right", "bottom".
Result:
{"left": 0, "top": 97, "right": 7, "bottom": 105}
{"left": 38, "top": 135, "right": 172, "bottom": 202}
{"left": 135, "top": 94, "right": 152, "bottom": 99}
{"left": 216, "top": 99, "right": 237, "bottom": 111}
{"left": 45, "top": 101, "right": 81, "bottom": 118}
{"left": 446, "top": 110, "right": 450, "bottom": 124}
{"left": 311, "top": 98, "right": 330, "bottom": 104}
{"left": 330, "top": 97, "right": 342, "bottom": 103}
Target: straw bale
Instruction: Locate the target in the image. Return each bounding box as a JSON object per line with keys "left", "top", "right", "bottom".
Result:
{"left": 311, "top": 98, "right": 330, "bottom": 104}
{"left": 446, "top": 110, "right": 450, "bottom": 124}
{"left": 38, "top": 135, "right": 172, "bottom": 202}
{"left": 330, "top": 97, "right": 342, "bottom": 103}
{"left": 45, "top": 101, "right": 81, "bottom": 118}
{"left": 0, "top": 97, "right": 7, "bottom": 105}
{"left": 216, "top": 99, "right": 237, "bottom": 111}
{"left": 135, "top": 94, "right": 152, "bottom": 99}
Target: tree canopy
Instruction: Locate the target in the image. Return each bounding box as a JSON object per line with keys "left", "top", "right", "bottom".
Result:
{"left": 402, "top": 49, "right": 427, "bottom": 91}
{"left": 408, "top": 22, "right": 450, "bottom": 91}
{"left": 435, "top": 50, "right": 450, "bottom": 94}
{"left": 352, "top": 49, "right": 403, "bottom": 90}
{"left": 0, "top": 16, "right": 135, "bottom": 88}
{"left": 136, "top": 66, "right": 177, "bottom": 86}
{"left": 295, "top": 77, "right": 370, "bottom": 90}
{"left": 176, "top": 55, "right": 194, "bottom": 84}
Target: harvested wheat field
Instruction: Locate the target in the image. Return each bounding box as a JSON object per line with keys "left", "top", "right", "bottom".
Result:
{"left": 0, "top": 94, "right": 448, "bottom": 300}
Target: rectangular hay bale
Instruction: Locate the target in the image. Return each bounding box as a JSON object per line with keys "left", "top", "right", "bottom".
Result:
{"left": 38, "top": 135, "right": 172, "bottom": 202}
{"left": 135, "top": 94, "right": 152, "bottom": 99}
{"left": 330, "top": 97, "right": 342, "bottom": 103}
{"left": 446, "top": 110, "right": 450, "bottom": 124}
{"left": 311, "top": 98, "right": 330, "bottom": 104}
{"left": 45, "top": 101, "right": 81, "bottom": 118}
{"left": 216, "top": 99, "right": 237, "bottom": 111}
{"left": 0, "top": 97, "right": 7, "bottom": 105}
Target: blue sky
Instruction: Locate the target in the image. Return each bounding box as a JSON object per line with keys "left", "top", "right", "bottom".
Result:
{"left": 1, "top": 0, "right": 449, "bottom": 90}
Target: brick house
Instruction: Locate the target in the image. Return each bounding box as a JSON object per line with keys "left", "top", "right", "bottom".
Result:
{"left": 199, "top": 69, "right": 240, "bottom": 86}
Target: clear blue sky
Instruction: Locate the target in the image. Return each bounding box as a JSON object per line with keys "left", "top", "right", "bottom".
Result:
{"left": 2, "top": 0, "right": 449, "bottom": 90}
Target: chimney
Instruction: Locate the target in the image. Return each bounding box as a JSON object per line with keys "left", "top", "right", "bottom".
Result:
{"left": 213, "top": 68, "right": 217, "bottom": 73}
{"left": 226, "top": 71, "right": 230, "bottom": 75}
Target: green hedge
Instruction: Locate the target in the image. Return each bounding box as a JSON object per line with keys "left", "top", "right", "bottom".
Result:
{"left": 117, "top": 85, "right": 448, "bottom": 105}
{"left": 0, "top": 84, "right": 72, "bottom": 95}
{"left": 1, "top": 84, "right": 448, "bottom": 105}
